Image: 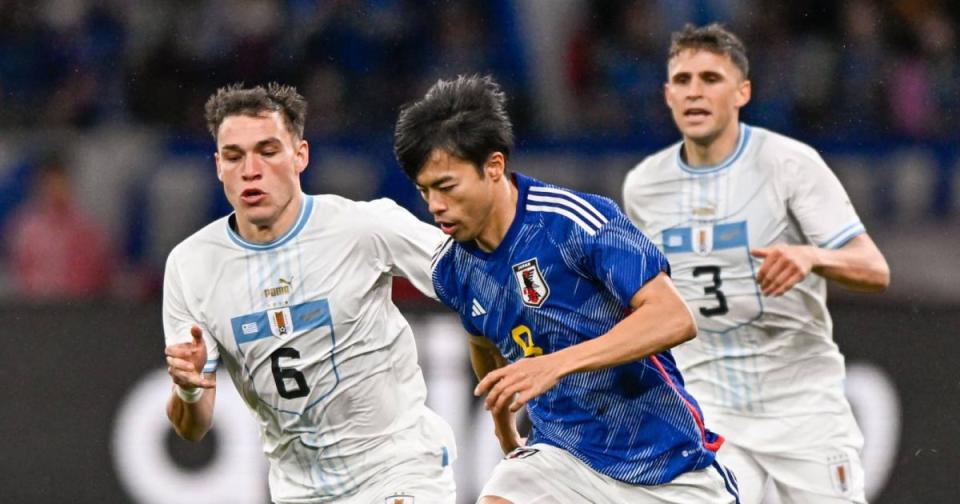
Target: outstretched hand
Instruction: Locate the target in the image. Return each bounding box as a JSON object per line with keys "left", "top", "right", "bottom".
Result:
{"left": 475, "top": 354, "right": 561, "bottom": 414}
{"left": 751, "top": 244, "right": 816, "bottom": 296}
{"left": 165, "top": 325, "right": 215, "bottom": 389}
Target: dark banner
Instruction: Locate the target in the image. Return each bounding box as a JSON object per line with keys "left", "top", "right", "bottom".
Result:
{"left": 0, "top": 300, "right": 956, "bottom": 503}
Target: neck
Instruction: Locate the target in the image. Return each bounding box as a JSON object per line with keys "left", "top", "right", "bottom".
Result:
{"left": 683, "top": 122, "right": 741, "bottom": 167}
{"left": 475, "top": 176, "right": 518, "bottom": 252}
{"left": 237, "top": 192, "right": 303, "bottom": 244}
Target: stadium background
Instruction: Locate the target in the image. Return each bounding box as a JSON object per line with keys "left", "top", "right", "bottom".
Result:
{"left": 0, "top": 1, "right": 957, "bottom": 502}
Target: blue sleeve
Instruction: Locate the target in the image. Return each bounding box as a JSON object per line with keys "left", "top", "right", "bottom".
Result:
{"left": 585, "top": 212, "right": 671, "bottom": 307}
{"left": 432, "top": 252, "right": 482, "bottom": 336}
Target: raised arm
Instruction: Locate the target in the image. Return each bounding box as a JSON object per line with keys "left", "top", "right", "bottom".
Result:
{"left": 165, "top": 325, "right": 217, "bottom": 441}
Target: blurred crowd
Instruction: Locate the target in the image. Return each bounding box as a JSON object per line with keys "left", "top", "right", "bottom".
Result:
{"left": 1, "top": 0, "right": 958, "bottom": 301}
{"left": 0, "top": 0, "right": 530, "bottom": 137}
{"left": 2, "top": 0, "right": 957, "bottom": 140}
{"left": 568, "top": 0, "right": 960, "bottom": 142}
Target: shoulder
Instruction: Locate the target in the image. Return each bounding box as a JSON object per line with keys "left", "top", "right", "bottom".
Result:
{"left": 168, "top": 214, "right": 232, "bottom": 258}
{"left": 624, "top": 141, "right": 682, "bottom": 190}
{"left": 164, "top": 215, "right": 232, "bottom": 284}
{"left": 315, "top": 194, "right": 418, "bottom": 233}
{"left": 430, "top": 236, "right": 459, "bottom": 279}
{"left": 750, "top": 126, "right": 826, "bottom": 169}
{"left": 524, "top": 177, "right": 620, "bottom": 237}
{"left": 429, "top": 236, "right": 463, "bottom": 307}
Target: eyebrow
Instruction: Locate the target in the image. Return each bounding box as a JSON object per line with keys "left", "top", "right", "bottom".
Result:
{"left": 220, "top": 137, "right": 283, "bottom": 153}
{"left": 417, "top": 175, "right": 455, "bottom": 190}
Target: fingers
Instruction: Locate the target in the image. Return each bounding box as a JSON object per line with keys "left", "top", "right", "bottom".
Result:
{"left": 476, "top": 367, "right": 524, "bottom": 413}
{"left": 757, "top": 256, "right": 789, "bottom": 294}
{"left": 475, "top": 367, "right": 504, "bottom": 396}
{"left": 191, "top": 325, "right": 204, "bottom": 347}
{"left": 753, "top": 247, "right": 808, "bottom": 296}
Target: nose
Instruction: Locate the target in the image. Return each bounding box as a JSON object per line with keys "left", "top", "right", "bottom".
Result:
{"left": 426, "top": 190, "right": 447, "bottom": 216}
{"left": 686, "top": 78, "right": 703, "bottom": 100}
{"left": 241, "top": 155, "right": 263, "bottom": 181}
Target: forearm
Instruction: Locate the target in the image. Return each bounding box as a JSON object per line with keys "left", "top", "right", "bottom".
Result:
{"left": 469, "top": 335, "right": 520, "bottom": 450}
{"left": 166, "top": 382, "right": 216, "bottom": 442}
{"left": 811, "top": 235, "right": 889, "bottom": 292}
{"left": 552, "top": 299, "right": 694, "bottom": 377}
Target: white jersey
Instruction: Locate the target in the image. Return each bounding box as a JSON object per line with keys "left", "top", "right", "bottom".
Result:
{"left": 163, "top": 194, "right": 456, "bottom": 503}
{"left": 623, "top": 124, "right": 864, "bottom": 421}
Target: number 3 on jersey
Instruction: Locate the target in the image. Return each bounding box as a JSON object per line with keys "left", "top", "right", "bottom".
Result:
{"left": 664, "top": 221, "right": 764, "bottom": 333}
{"left": 693, "top": 265, "right": 728, "bottom": 317}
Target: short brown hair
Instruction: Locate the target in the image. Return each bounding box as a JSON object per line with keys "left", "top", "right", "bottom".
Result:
{"left": 668, "top": 23, "right": 749, "bottom": 78}
{"left": 204, "top": 83, "right": 307, "bottom": 141}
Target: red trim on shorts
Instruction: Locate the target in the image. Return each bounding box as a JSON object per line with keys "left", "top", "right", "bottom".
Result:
{"left": 649, "top": 354, "right": 724, "bottom": 452}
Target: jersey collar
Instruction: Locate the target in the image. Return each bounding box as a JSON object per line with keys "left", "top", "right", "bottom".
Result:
{"left": 676, "top": 123, "right": 752, "bottom": 175}
{"left": 226, "top": 194, "right": 314, "bottom": 251}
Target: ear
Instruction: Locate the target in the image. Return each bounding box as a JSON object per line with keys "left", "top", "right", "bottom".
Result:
{"left": 735, "top": 79, "right": 752, "bottom": 109}
{"left": 294, "top": 139, "right": 309, "bottom": 175}
{"left": 214, "top": 151, "right": 223, "bottom": 181}
{"left": 663, "top": 82, "right": 674, "bottom": 110}
{"left": 484, "top": 152, "right": 506, "bottom": 181}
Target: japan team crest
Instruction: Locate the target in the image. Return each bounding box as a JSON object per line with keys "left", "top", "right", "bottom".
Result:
{"left": 513, "top": 258, "right": 550, "bottom": 308}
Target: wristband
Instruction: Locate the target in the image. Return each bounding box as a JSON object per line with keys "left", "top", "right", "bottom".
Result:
{"left": 175, "top": 384, "right": 205, "bottom": 403}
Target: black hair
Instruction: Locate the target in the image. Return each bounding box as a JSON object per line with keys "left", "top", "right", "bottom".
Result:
{"left": 394, "top": 75, "right": 514, "bottom": 179}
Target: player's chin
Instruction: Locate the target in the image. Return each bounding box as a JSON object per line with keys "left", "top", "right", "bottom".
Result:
{"left": 679, "top": 122, "right": 716, "bottom": 140}
{"left": 242, "top": 207, "right": 277, "bottom": 227}
{"left": 451, "top": 225, "right": 476, "bottom": 243}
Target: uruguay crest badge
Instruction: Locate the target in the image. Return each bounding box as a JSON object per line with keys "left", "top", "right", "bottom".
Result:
{"left": 513, "top": 258, "right": 549, "bottom": 308}
{"left": 693, "top": 223, "right": 714, "bottom": 256}
{"left": 268, "top": 307, "right": 294, "bottom": 337}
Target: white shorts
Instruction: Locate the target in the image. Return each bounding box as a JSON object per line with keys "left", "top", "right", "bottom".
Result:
{"left": 709, "top": 410, "right": 866, "bottom": 504}
{"left": 343, "top": 460, "right": 456, "bottom": 504}
{"left": 480, "top": 443, "right": 739, "bottom": 504}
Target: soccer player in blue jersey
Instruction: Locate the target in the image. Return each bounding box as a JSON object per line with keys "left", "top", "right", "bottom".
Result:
{"left": 394, "top": 75, "right": 739, "bottom": 503}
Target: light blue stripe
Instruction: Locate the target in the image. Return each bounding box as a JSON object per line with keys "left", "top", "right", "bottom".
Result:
{"left": 677, "top": 124, "right": 752, "bottom": 175}
{"left": 820, "top": 221, "right": 865, "bottom": 249}
{"left": 201, "top": 358, "right": 220, "bottom": 373}
{"left": 713, "top": 222, "right": 748, "bottom": 249}
{"left": 226, "top": 195, "right": 314, "bottom": 251}
{"left": 663, "top": 227, "right": 691, "bottom": 253}
{"left": 662, "top": 222, "right": 747, "bottom": 254}
{"left": 230, "top": 299, "right": 333, "bottom": 345}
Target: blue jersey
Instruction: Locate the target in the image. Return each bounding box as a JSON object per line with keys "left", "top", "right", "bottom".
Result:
{"left": 432, "top": 173, "right": 722, "bottom": 485}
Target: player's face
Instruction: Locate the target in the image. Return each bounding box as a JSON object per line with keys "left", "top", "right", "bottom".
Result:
{"left": 415, "top": 149, "right": 500, "bottom": 243}
{"left": 665, "top": 49, "right": 751, "bottom": 145}
{"left": 215, "top": 111, "right": 308, "bottom": 237}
